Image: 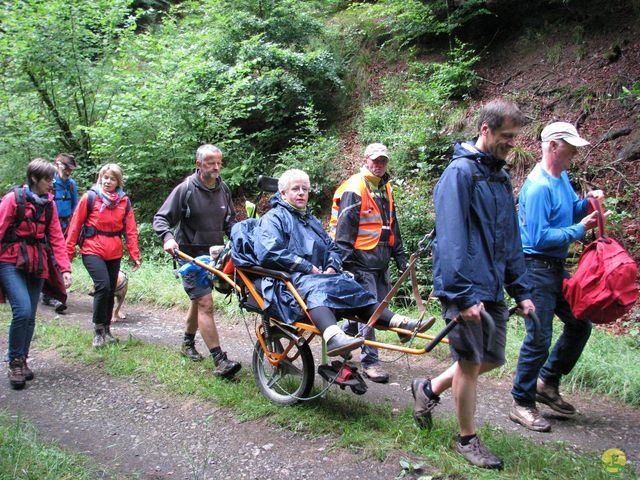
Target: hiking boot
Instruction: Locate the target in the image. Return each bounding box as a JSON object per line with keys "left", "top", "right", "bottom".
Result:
{"left": 326, "top": 332, "right": 365, "bottom": 357}
{"left": 411, "top": 378, "right": 440, "bottom": 429}
{"left": 42, "top": 294, "right": 53, "bottom": 306}
{"left": 212, "top": 351, "right": 241, "bottom": 379}
{"left": 362, "top": 365, "right": 390, "bottom": 384}
{"left": 181, "top": 340, "right": 204, "bottom": 362}
{"left": 8, "top": 358, "right": 25, "bottom": 390}
{"left": 54, "top": 300, "right": 67, "bottom": 314}
{"left": 456, "top": 436, "right": 503, "bottom": 470}
{"left": 103, "top": 326, "right": 119, "bottom": 345}
{"left": 23, "top": 358, "right": 34, "bottom": 381}
{"left": 396, "top": 316, "right": 433, "bottom": 344}
{"left": 536, "top": 378, "right": 576, "bottom": 415}
{"left": 509, "top": 401, "right": 551, "bottom": 432}
{"left": 92, "top": 328, "right": 106, "bottom": 348}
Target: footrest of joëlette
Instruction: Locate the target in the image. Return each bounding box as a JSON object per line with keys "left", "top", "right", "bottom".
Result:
{"left": 318, "top": 361, "right": 368, "bottom": 395}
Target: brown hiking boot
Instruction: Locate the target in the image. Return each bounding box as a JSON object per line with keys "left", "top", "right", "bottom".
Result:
{"left": 509, "top": 401, "right": 551, "bottom": 432}
{"left": 212, "top": 351, "right": 241, "bottom": 379}
{"left": 411, "top": 378, "right": 440, "bottom": 429}
{"left": 23, "top": 358, "right": 34, "bottom": 381}
{"left": 536, "top": 378, "right": 576, "bottom": 415}
{"left": 8, "top": 358, "right": 25, "bottom": 390}
{"left": 456, "top": 436, "right": 503, "bottom": 470}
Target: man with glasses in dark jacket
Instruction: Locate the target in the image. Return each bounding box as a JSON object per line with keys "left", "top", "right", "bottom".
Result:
{"left": 411, "top": 99, "right": 534, "bottom": 470}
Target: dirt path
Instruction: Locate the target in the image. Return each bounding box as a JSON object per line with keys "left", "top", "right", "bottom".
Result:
{"left": 2, "top": 292, "right": 639, "bottom": 478}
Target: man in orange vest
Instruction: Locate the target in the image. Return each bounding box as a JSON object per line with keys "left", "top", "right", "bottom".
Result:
{"left": 330, "top": 143, "right": 407, "bottom": 383}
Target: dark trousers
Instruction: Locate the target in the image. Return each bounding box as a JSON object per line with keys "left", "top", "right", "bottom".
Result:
{"left": 512, "top": 258, "right": 592, "bottom": 405}
{"left": 310, "top": 304, "right": 394, "bottom": 333}
{"left": 82, "top": 255, "right": 121, "bottom": 327}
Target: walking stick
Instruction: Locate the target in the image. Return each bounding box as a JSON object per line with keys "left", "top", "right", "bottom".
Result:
{"left": 366, "top": 230, "right": 435, "bottom": 328}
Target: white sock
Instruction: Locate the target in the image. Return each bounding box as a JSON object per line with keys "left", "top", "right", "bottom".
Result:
{"left": 322, "top": 325, "right": 343, "bottom": 342}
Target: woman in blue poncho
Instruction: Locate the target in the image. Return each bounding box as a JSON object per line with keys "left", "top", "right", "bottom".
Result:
{"left": 238, "top": 169, "right": 426, "bottom": 357}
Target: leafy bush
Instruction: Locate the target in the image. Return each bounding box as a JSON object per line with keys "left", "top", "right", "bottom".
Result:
{"left": 345, "top": 0, "right": 490, "bottom": 49}
{"left": 358, "top": 42, "right": 478, "bottom": 181}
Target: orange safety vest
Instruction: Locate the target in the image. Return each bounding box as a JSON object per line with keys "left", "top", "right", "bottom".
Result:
{"left": 329, "top": 173, "right": 395, "bottom": 250}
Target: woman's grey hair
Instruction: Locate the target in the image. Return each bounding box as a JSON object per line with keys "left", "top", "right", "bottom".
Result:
{"left": 27, "top": 158, "right": 56, "bottom": 188}
{"left": 278, "top": 169, "right": 310, "bottom": 193}
{"left": 196, "top": 144, "right": 222, "bottom": 162}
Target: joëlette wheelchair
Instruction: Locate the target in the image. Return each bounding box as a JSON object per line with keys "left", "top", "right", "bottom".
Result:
{"left": 174, "top": 176, "right": 537, "bottom": 405}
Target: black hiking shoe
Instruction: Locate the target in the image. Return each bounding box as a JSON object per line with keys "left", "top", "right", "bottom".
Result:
{"left": 103, "top": 326, "right": 119, "bottom": 345}
{"left": 411, "top": 378, "right": 440, "bottom": 429}
{"left": 8, "top": 358, "right": 25, "bottom": 390}
{"left": 212, "top": 351, "right": 241, "bottom": 379}
{"left": 54, "top": 300, "right": 67, "bottom": 314}
{"left": 396, "top": 316, "right": 434, "bottom": 344}
{"left": 181, "top": 341, "right": 204, "bottom": 362}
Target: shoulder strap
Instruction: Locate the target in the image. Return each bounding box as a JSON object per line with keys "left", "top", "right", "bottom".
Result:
{"left": 87, "top": 189, "right": 97, "bottom": 217}
{"left": 182, "top": 177, "right": 194, "bottom": 220}
{"left": 13, "top": 187, "right": 26, "bottom": 227}
{"left": 44, "top": 199, "right": 53, "bottom": 228}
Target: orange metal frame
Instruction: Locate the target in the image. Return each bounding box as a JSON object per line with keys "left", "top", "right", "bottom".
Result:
{"left": 177, "top": 250, "right": 448, "bottom": 369}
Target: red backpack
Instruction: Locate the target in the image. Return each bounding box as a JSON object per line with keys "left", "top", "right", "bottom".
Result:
{"left": 563, "top": 198, "right": 639, "bottom": 324}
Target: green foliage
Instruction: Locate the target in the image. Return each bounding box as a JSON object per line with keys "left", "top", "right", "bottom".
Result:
{"left": 358, "top": 41, "right": 478, "bottom": 181}
{"left": 0, "top": 0, "right": 344, "bottom": 219}
{"left": 345, "top": 0, "right": 490, "bottom": 49}
{"left": 0, "top": 0, "right": 138, "bottom": 173}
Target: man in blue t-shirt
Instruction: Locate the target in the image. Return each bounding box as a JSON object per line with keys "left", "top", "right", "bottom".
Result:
{"left": 510, "top": 122, "right": 609, "bottom": 432}
{"left": 42, "top": 153, "right": 78, "bottom": 313}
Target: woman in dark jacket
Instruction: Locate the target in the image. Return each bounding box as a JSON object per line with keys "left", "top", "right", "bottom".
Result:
{"left": 0, "top": 159, "right": 72, "bottom": 389}
{"left": 234, "top": 169, "right": 426, "bottom": 357}
{"left": 66, "top": 163, "right": 140, "bottom": 348}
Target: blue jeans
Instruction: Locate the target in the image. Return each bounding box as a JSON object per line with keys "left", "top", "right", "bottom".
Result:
{"left": 341, "top": 269, "right": 390, "bottom": 368}
{"left": 0, "top": 262, "right": 44, "bottom": 362}
{"left": 511, "top": 258, "right": 592, "bottom": 405}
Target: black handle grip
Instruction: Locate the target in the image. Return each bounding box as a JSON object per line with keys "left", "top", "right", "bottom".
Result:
{"left": 425, "top": 318, "right": 458, "bottom": 353}
{"left": 424, "top": 309, "right": 496, "bottom": 353}
{"left": 481, "top": 309, "right": 496, "bottom": 352}
{"left": 509, "top": 306, "right": 542, "bottom": 345}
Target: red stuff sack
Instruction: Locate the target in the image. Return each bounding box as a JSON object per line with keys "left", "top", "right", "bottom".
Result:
{"left": 563, "top": 198, "right": 639, "bottom": 324}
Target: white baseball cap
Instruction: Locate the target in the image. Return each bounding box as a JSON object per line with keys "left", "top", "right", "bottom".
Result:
{"left": 540, "top": 122, "right": 590, "bottom": 147}
{"left": 364, "top": 143, "right": 390, "bottom": 160}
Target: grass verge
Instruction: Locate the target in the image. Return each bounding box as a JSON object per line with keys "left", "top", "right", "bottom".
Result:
{"left": 0, "top": 410, "right": 125, "bottom": 479}
{"left": 11, "top": 314, "right": 634, "bottom": 480}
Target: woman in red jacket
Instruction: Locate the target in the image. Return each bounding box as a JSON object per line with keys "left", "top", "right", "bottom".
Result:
{"left": 67, "top": 163, "right": 141, "bottom": 348}
{"left": 0, "top": 159, "right": 72, "bottom": 390}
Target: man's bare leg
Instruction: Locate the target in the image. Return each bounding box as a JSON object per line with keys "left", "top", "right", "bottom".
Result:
{"left": 195, "top": 294, "right": 220, "bottom": 349}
